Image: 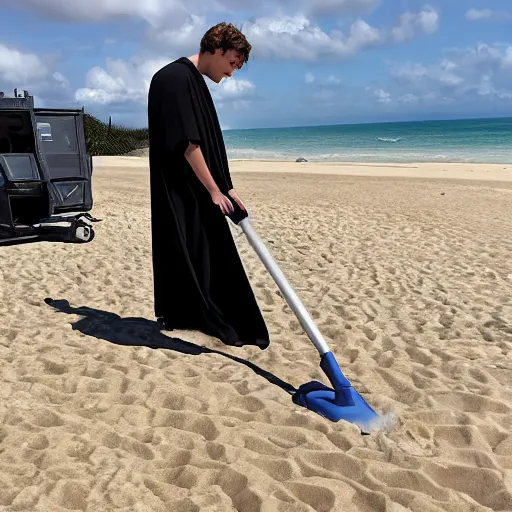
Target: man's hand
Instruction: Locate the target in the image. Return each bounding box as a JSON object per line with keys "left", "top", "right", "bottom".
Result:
{"left": 211, "top": 190, "right": 234, "bottom": 215}
{"left": 184, "top": 143, "right": 236, "bottom": 215}
{"left": 228, "top": 189, "right": 246, "bottom": 211}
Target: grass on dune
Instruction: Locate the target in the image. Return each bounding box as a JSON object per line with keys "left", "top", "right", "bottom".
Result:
{"left": 84, "top": 113, "right": 149, "bottom": 156}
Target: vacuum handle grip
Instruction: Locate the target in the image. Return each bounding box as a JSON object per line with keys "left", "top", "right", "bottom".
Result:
{"left": 225, "top": 195, "right": 248, "bottom": 225}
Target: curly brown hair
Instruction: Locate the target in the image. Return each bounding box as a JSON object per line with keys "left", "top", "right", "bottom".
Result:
{"left": 200, "top": 22, "right": 251, "bottom": 68}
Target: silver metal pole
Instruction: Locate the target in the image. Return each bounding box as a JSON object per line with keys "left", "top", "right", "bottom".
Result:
{"left": 239, "top": 217, "right": 331, "bottom": 356}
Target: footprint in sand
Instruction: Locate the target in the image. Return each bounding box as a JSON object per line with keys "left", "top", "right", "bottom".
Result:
{"left": 284, "top": 482, "right": 336, "bottom": 512}
{"left": 152, "top": 411, "right": 220, "bottom": 441}
{"left": 261, "top": 288, "right": 275, "bottom": 306}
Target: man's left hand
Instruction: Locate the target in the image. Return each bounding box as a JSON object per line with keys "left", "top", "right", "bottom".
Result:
{"left": 228, "top": 189, "right": 246, "bottom": 211}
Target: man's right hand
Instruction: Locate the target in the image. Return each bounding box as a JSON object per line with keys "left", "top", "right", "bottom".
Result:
{"left": 210, "top": 190, "right": 234, "bottom": 215}
{"left": 185, "top": 144, "right": 229, "bottom": 213}
{"left": 184, "top": 143, "right": 235, "bottom": 215}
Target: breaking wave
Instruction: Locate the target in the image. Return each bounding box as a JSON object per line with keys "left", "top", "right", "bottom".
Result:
{"left": 377, "top": 137, "right": 402, "bottom": 142}
{"left": 226, "top": 146, "right": 511, "bottom": 163}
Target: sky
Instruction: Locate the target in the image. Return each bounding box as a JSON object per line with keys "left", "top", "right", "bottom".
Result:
{"left": 1, "top": 0, "right": 512, "bottom": 130}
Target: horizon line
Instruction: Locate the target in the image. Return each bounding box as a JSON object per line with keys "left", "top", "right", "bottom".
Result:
{"left": 222, "top": 114, "right": 512, "bottom": 132}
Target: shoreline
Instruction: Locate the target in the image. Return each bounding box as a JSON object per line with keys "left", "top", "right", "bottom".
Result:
{"left": 93, "top": 155, "right": 512, "bottom": 182}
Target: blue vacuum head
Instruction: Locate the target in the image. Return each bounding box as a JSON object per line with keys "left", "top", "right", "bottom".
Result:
{"left": 292, "top": 352, "right": 380, "bottom": 434}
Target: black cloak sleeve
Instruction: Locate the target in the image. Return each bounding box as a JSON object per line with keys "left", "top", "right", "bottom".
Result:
{"left": 160, "top": 73, "right": 201, "bottom": 156}
{"left": 151, "top": 59, "right": 234, "bottom": 194}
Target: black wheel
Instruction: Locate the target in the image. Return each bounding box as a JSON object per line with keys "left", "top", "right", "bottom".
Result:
{"left": 74, "top": 224, "right": 94, "bottom": 243}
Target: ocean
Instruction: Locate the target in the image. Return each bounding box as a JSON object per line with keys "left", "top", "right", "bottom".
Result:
{"left": 223, "top": 117, "right": 512, "bottom": 164}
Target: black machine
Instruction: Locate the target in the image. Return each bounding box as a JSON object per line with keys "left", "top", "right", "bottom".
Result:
{"left": 0, "top": 89, "right": 100, "bottom": 245}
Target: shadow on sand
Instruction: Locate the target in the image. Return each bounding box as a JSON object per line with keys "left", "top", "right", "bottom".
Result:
{"left": 44, "top": 297, "right": 296, "bottom": 396}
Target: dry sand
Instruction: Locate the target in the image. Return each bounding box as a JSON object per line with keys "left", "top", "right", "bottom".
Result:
{"left": 1, "top": 157, "right": 511, "bottom": 511}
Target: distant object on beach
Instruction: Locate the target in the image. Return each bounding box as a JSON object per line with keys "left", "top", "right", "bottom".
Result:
{"left": 296, "top": 157, "right": 308, "bottom": 162}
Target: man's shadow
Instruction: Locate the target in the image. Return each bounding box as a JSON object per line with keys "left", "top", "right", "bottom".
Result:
{"left": 44, "top": 297, "right": 296, "bottom": 395}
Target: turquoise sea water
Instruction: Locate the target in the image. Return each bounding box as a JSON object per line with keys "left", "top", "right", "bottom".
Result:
{"left": 223, "top": 117, "right": 512, "bottom": 164}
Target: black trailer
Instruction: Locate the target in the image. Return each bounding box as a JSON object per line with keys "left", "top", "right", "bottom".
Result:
{"left": 0, "top": 89, "right": 100, "bottom": 245}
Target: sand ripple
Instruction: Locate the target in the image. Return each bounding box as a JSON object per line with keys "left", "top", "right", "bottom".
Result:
{"left": 0, "top": 166, "right": 511, "bottom": 511}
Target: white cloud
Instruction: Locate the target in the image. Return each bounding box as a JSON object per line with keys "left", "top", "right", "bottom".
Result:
{"left": 447, "top": 43, "right": 512, "bottom": 71}
{"left": 466, "top": 9, "right": 494, "bottom": 21}
{"left": 465, "top": 9, "right": 512, "bottom": 21}
{"left": 365, "top": 86, "right": 391, "bottom": 103}
{"left": 374, "top": 87, "right": 391, "bottom": 103}
{"left": 397, "top": 93, "right": 418, "bottom": 104}
{"left": 199, "top": 75, "right": 258, "bottom": 112}
{"left": 73, "top": 55, "right": 256, "bottom": 109}
{"left": 302, "top": 41, "right": 512, "bottom": 115}
{"left": 305, "top": 72, "right": 315, "bottom": 83}
{"left": 298, "top": 0, "right": 379, "bottom": 15}
{"left": 52, "top": 71, "right": 70, "bottom": 88}
{"left": 305, "top": 73, "right": 341, "bottom": 85}
{"left": 391, "top": 59, "right": 464, "bottom": 86}
{"left": 240, "top": 16, "right": 370, "bottom": 60}
{"left": 5, "top": 1, "right": 438, "bottom": 63}
{"left": 474, "top": 75, "right": 512, "bottom": 99}
{"left": 5, "top": 0, "right": 184, "bottom": 25}
{"left": 240, "top": 7, "right": 437, "bottom": 60}
{"left": 0, "top": 43, "right": 74, "bottom": 108}
{"left": 387, "top": 43, "right": 512, "bottom": 105}
{"left": 148, "top": 14, "right": 207, "bottom": 52}
{"left": 210, "top": 78, "right": 255, "bottom": 101}
{"left": 227, "top": 0, "right": 380, "bottom": 16}
{"left": 399, "top": 91, "right": 454, "bottom": 106}
{"left": 242, "top": 8, "right": 438, "bottom": 60}
{"left": 391, "top": 6, "right": 439, "bottom": 42}
{"left": 11, "top": 0, "right": 381, "bottom": 22}
{"left": 74, "top": 56, "right": 170, "bottom": 105}
{"left": 373, "top": 90, "right": 455, "bottom": 107}
{"left": 347, "top": 19, "right": 383, "bottom": 49}
{"left": 0, "top": 43, "right": 48, "bottom": 83}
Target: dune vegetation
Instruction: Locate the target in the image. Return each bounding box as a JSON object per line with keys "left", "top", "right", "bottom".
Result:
{"left": 84, "top": 113, "right": 149, "bottom": 156}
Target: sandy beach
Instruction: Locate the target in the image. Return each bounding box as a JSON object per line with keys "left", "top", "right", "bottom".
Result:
{"left": 1, "top": 157, "right": 511, "bottom": 511}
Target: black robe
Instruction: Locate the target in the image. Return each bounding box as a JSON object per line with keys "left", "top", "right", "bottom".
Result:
{"left": 147, "top": 57, "right": 270, "bottom": 349}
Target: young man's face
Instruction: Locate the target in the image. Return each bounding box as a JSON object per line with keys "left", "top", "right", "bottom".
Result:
{"left": 210, "top": 49, "right": 243, "bottom": 82}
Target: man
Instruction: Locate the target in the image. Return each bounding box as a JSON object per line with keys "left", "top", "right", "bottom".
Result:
{"left": 147, "top": 22, "right": 270, "bottom": 350}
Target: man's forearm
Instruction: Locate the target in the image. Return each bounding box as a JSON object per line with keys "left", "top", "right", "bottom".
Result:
{"left": 184, "top": 143, "right": 220, "bottom": 195}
